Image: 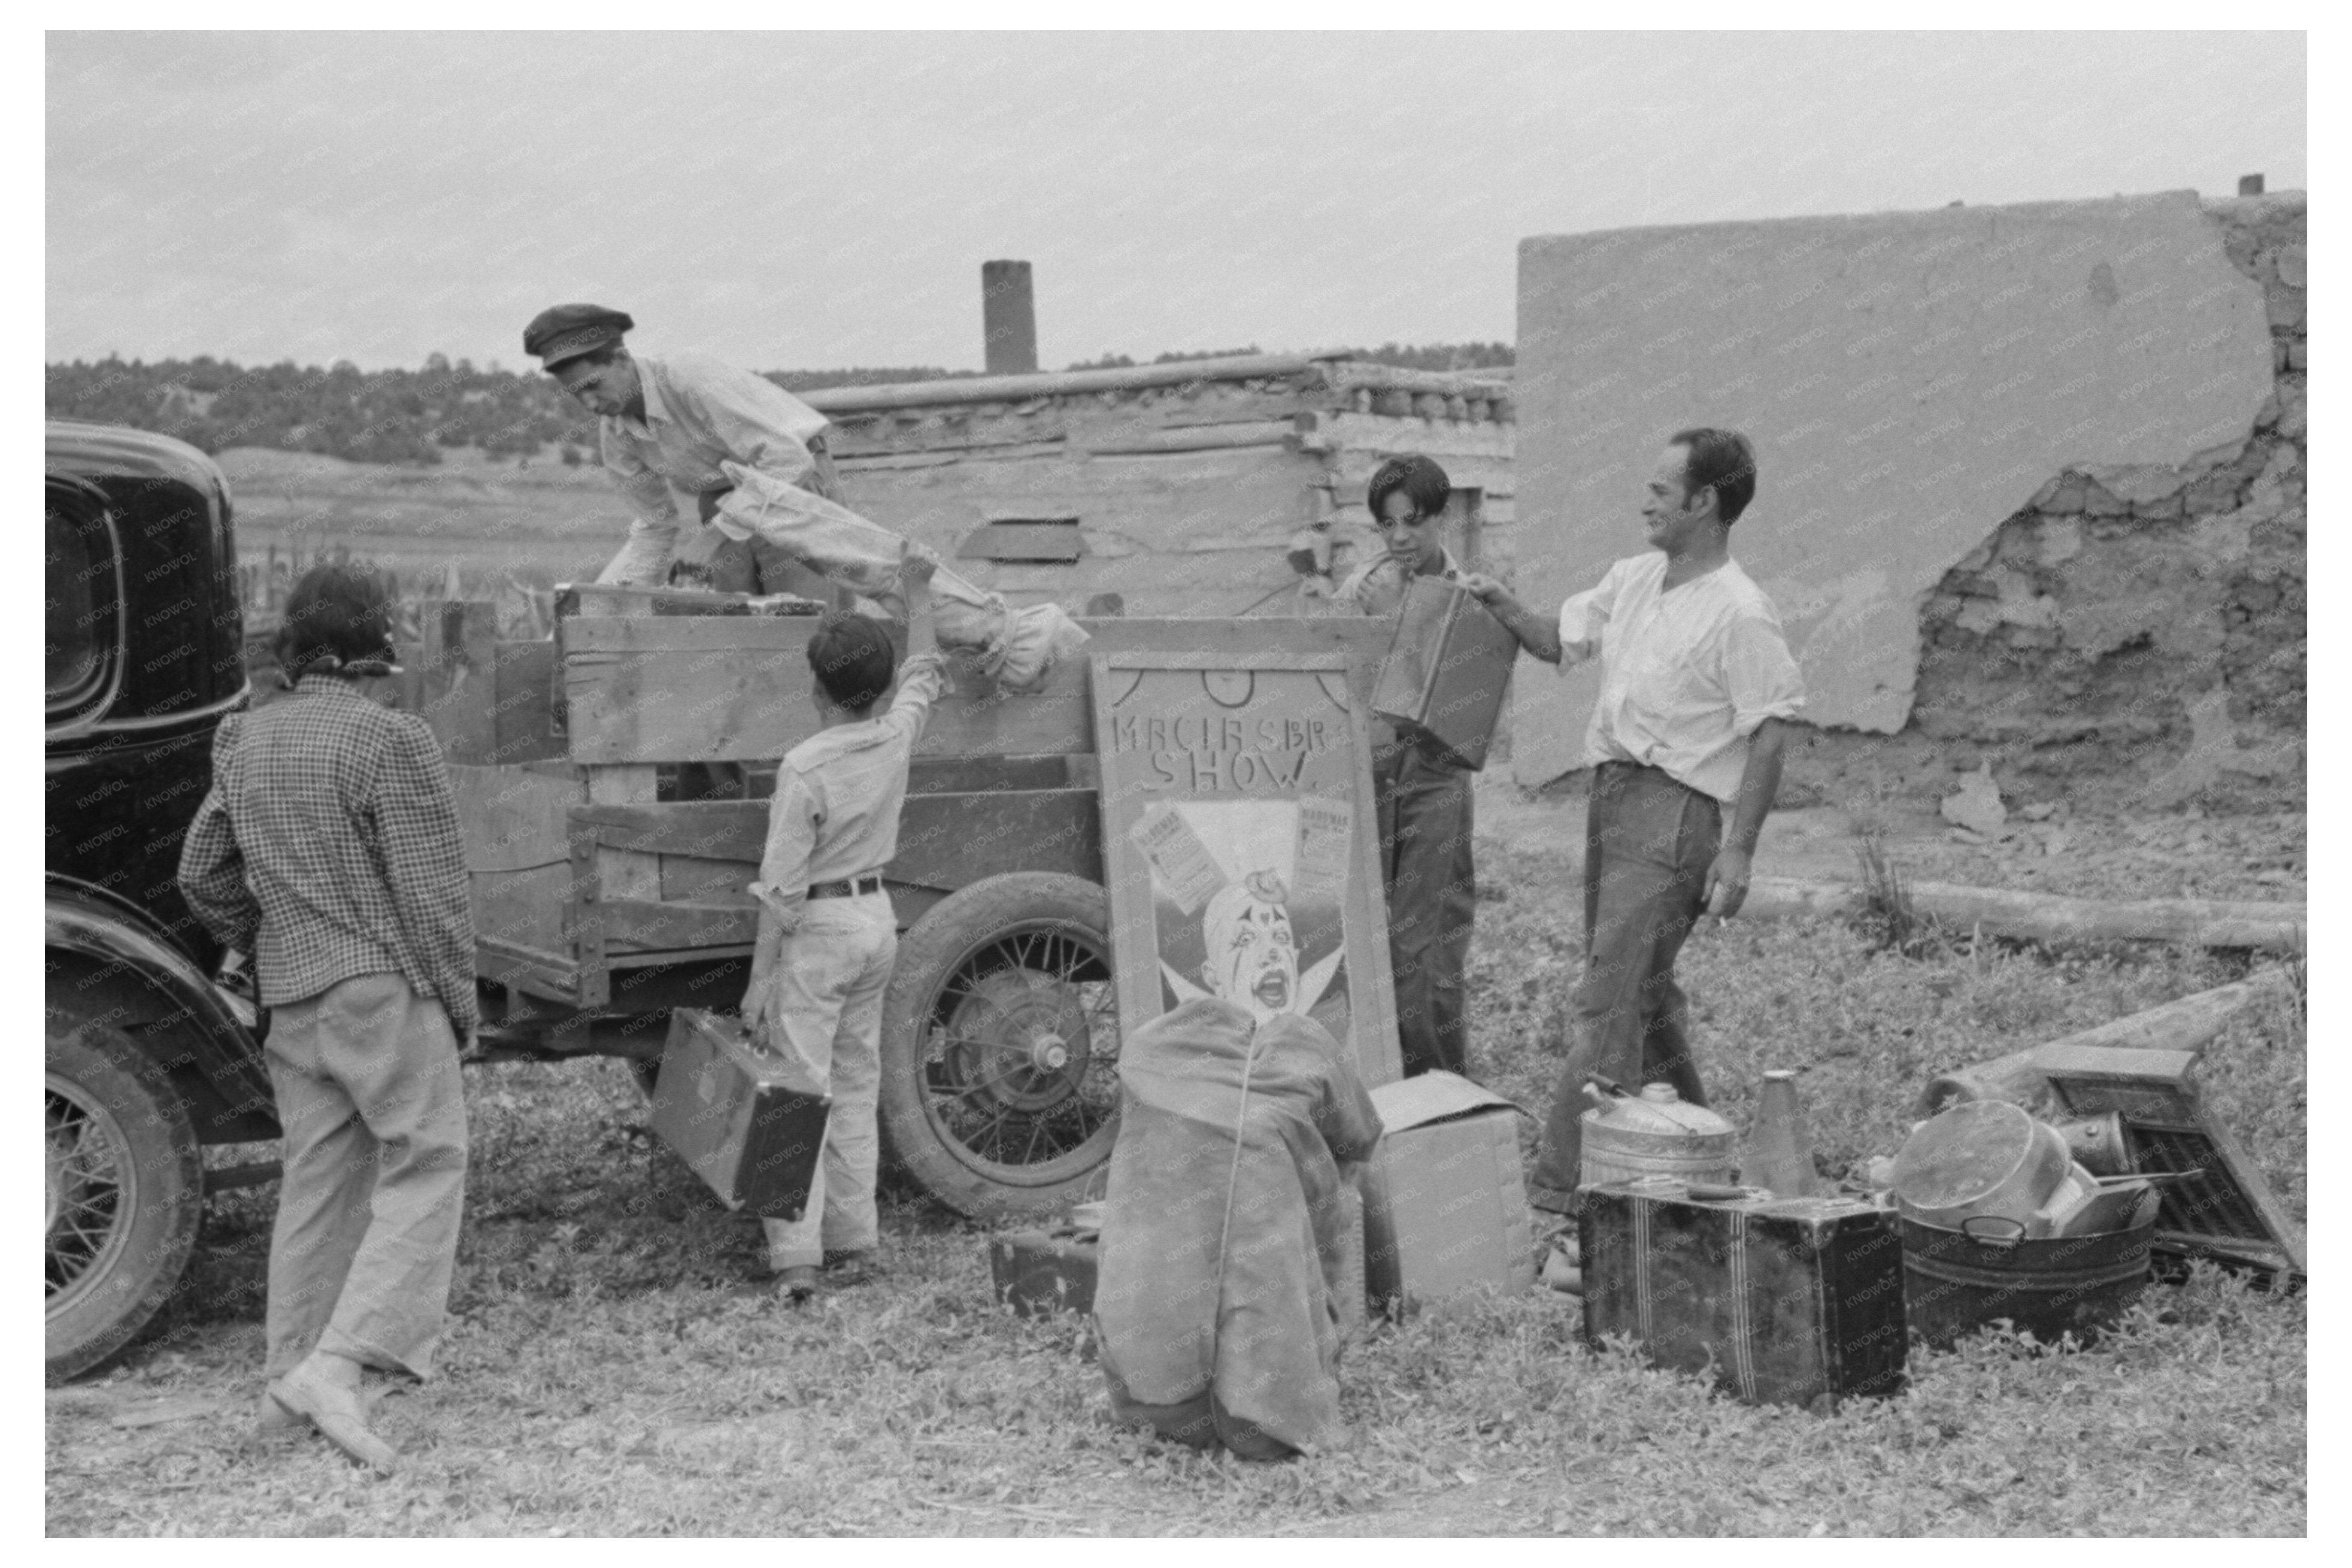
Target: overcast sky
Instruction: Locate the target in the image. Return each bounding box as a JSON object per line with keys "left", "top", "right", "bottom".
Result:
{"left": 46, "top": 30, "right": 2305, "bottom": 374}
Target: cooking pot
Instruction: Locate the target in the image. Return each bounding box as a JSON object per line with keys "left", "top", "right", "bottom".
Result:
{"left": 1891, "top": 1100, "right": 2072, "bottom": 1230}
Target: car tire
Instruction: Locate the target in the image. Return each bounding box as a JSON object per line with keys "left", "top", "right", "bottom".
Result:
{"left": 877, "top": 874, "right": 1121, "bottom": 1221}
{"left": 46, "top": 1003, "right": 204, "bottom": 1383}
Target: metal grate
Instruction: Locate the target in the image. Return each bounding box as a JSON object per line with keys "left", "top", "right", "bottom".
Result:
{"left": 2134, "top": 1126, "right": 2267, "bottom": 1243}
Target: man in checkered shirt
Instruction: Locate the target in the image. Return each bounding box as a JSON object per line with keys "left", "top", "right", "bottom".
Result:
{"left": 180, "top": 564, "right": 474, "bottom": 1475}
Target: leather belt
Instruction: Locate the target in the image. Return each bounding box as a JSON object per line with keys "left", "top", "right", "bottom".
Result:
{"left": 807, "top": 874, "right": 886, "bottom": 900}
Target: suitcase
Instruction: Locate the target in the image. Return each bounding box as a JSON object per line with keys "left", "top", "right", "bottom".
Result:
{"left": 648, "top": 1008, "right": 830, "bottom": 1221}
{"left": 990, "top": 1227, "right": 1101, "bottom": 1317}
{"left": 1581, "top": 1178, "right": 1908, "bottom": 1409}
{"left": 1370, "top": 574, "right": 1520, "bottom": 771}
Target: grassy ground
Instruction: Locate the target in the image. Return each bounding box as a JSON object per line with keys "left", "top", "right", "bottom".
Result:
{"left": 45, "top": 833, "right": 2305, "bottom": 1536}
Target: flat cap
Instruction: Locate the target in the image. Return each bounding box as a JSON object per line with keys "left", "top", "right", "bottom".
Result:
{"left": 524, "top": 304, "right": 635, "bottom": 368}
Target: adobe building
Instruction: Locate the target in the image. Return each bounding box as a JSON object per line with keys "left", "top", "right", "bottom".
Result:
{"left": 1512, "top": 187, "right": 2305, "bottom": 812}
{"left": 798, "top": 273, "right": 1513, "bottom": 620}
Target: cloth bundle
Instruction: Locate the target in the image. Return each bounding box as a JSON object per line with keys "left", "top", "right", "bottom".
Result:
{"left": 1092, "top": 997, "right": 1383, "bottom": 1459}
{"left": 711, "top": 462, "right": 1088, "bottom": 693}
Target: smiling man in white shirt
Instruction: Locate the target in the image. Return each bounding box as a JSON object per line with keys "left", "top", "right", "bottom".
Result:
{"left": 1463, "top": 427, "right": 1805, "bottom": 1218}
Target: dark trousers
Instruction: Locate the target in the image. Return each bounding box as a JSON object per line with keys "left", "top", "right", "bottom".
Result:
{"left": 1528, "top": 762, "right": 1722, "bottom": 1211}
{"left": 1374, "top": 744, "right": 1475, "bottom": 1078}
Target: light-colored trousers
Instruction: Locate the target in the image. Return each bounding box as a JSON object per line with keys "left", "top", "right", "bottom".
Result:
{"left": 263, "top": 972, "right": 469, "bottom": 1381}
{"left": 759, "top": 894, "right": 897, "bottom": 1270}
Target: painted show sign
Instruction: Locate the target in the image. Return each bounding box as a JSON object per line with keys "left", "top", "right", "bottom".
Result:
{"left": 1091, "top": 653, "right": 1402, "bottom": 1087}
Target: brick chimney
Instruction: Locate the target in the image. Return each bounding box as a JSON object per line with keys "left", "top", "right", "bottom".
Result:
{"left": 982, "top": 260, "right": 1038, "bottom": 375}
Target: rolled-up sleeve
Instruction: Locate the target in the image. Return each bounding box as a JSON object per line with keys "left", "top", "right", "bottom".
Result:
{"left": 372, "top": 717, "right": 478, "bottom": 1036}
{"left": 597, "top": 424, "right": 681, "bottom": 586}
{"left": 748, "top": 769, "right": 819, "bottom": 933}
{"left": 1555, "top": 560, "right": 1624, "bottom": 670}
{"left": 177, "top": 720, "right": 262, "bottom": 953}
{"left": 882, "top": 652, "right": 948, "bottom": 749}
{"left": 1721, "top": 611, "right": 1807, "bottom": 736}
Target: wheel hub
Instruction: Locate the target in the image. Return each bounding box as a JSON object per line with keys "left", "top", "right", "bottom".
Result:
{"left": 943, "top": 970, "right": 1093, "bottom": 1115}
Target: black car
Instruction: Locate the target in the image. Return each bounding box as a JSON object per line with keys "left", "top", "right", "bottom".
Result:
{"left": 46, "top": 420, "right": 277, "bottom": 1380}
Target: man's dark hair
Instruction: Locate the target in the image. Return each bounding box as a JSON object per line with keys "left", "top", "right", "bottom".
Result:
{"left": 278, "top": 563, "right": 395, "bottom": 681}
{"left": 1666, "top": 427, "right": 1758, "bottom": 524}
{"left": 806, "top": 612, "right": 897, "bottom": 715}
{"left": 1366, "top": 454, "right": 1452, "bottom": 524}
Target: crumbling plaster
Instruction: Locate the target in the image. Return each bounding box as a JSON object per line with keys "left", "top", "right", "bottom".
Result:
{"left": 1510, "top": 190, "right": 2287, "bottom": 796}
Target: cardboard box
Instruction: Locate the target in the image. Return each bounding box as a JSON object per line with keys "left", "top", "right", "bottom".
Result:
{"left": 1370, "top": 575, "right": 1521, "bottom": 771}
{"left": 649, "top": 1008, "right": 829, "bottom": 1221}
{"left": 1581, "top": 1178, "right": 1908, "bottom": 1409}
{"left": 1360, "top": 1071, "right": 1536, "bottom": 1313}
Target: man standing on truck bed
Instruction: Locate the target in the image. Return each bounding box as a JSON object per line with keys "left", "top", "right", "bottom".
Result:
{"left": 1461, "top": 428, "right": 1805, "bottom": 1222}
{"left": 1333, "top": 453, "right": 1477, "bottom": 1079}
{"left": 178, "top": 563, "right": 475, "bottom": 1475}
{"left": 741, "top": 547, "right": 945, "bottom": 1303}
{"left": 524, "top": 302, "right": 846, "bottom": 591}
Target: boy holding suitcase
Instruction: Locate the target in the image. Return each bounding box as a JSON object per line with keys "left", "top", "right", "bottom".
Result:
{"left": 742, "top": 548, "right": 944, "bottom": 1302}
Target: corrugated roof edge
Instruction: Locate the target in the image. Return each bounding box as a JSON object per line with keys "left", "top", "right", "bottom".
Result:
{"left": 801, "top": 353, "right": 1512, "bottom": 417}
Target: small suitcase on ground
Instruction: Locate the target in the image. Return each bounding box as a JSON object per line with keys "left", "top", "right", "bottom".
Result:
{"left": 990, "top": 1227, "right": 1101, "bottom": 1317}
{"left": 649, "top": 1008, "right": 829, "bottom": 1221}
{"left": 1581, "top": 1177, "right": 1908, "bottom": 1409}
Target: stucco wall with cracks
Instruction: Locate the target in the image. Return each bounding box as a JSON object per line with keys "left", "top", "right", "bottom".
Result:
{"left": 1907, "top": 193, "right": 2305, "bottom": 809}
{"left": 1508, "top": 190, "right": 2293, "bottom": 802}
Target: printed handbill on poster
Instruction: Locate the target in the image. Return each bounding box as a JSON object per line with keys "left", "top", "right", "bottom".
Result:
{"left": 1290, "top": 795, "right": 1352, "bottom": 908}
{"left": 1130, "top": 803, "right": 1225, "bottom": 914}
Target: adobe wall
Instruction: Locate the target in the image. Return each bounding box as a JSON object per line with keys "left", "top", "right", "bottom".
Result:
{"left": 1899, "top": 194, "right": 2305, "bottom": 812}
{"left": 1511, "top": 190, "right": 2304, "bottom": 812}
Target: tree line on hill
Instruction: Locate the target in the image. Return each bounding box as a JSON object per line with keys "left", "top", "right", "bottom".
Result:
{"left": 43, "top": 341, "right": 1515, "bottom": 466}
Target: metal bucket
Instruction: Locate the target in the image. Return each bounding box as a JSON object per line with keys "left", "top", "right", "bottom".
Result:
{"left": 1899, "top": 1208, "right": 2156, "bottom": 1348}
{"left": 1892, "top": 1100, "right": 2072, "bottom": 1230}
{"left": 1580, "top": 1085, "right": 1738, "bottom": 1189}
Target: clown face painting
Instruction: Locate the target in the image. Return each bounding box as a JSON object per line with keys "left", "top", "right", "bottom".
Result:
{"left": 1201, "top": 871, "right": 1300, "bottom": 1022}
{"left": 1094, "top": 656, "right": 1405, "bottom": 1085}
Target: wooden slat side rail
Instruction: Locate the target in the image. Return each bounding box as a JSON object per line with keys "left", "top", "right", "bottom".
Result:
{"left": 892, "top": 788, "right": 1102, "bottom": 892}
{"left": 490, "top": 639, "right": 566, "bottom": 765}
{"left": 560, "top": 614, "right": 1394, "bottom": 765}
{"left": 571, "top": 800, "right": 771, "bottom": 861}
{"left": 414, "top": 600, "right": 499, "bottom": 763}
{"left": 571, "top": 786, "right": 1100, "bottom": 905}
{"left": 476, "top": 936, "right": 581, "bottom": 1005}
{"left": 602, "top": 898, "right": 760, "bottom": 954}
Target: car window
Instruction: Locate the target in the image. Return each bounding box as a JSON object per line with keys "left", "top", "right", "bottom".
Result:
{"left": 47, "top": 483, "right": 117, "bottom": 716}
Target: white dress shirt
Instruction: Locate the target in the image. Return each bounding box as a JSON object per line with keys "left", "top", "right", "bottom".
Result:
{"left": 1556, "top": 552, "right": 1805, "bottom": 804}
{"left": 596, "top": 352, "right": 832, "bottom": 586}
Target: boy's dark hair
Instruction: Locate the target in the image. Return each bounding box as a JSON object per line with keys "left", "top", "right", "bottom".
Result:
{"left": 277, "top": 563, "right": 395, "bottom": 681}
{"left": 1366, "top": 454, "right": 1452, "bottom": 523}
{"left": 806, "top": 612, "right": 897, "bottom": 715}
{"left": 1666, "top": 427, "right": 1759, "bottom": 524}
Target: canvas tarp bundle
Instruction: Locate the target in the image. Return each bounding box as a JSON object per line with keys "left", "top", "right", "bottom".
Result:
{"left": 711, "top": 462, "right": 1088, "bottom": 693}
{"left": 1092, "top": 997, "right": 1383, "bottom": 1458}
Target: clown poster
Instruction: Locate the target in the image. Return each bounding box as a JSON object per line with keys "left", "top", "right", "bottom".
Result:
{"left": 1092, "top": 653, "right": 1402, "bottom": 1086}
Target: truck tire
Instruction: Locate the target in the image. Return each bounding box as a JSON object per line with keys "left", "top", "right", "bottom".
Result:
{"left": 46, "top": 1005, "right": 203, "bottom": 1382}
{"left": 877, "top": 873, "right": 1121, "bottom": 1221}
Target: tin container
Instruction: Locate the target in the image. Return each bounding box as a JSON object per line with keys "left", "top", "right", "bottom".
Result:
{"left": 1899, "top": 1206, "right": 2156, "bottom": 1348}
{"left": 1580, "top": 1083, "right": 1739, "bottom": 1190}
{"left": 1891, "top": 1100, "right": 2071, "bottom": 1230}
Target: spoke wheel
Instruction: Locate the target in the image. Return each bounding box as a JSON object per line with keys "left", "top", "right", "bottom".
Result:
{"left": 44, "top": 1004, "right": 201, "bottom": 1382}
{"left": 878, "top": 874, "right": 1120, "bottom": 1220}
